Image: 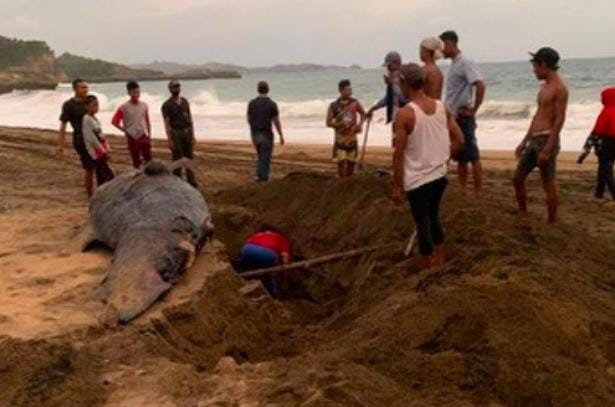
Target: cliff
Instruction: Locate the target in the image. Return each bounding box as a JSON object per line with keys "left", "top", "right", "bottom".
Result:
{"left": 0, "top": 35, "right": 62, "bottom": 93}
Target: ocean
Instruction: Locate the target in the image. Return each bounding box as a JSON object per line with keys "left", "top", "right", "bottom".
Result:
{"left": 0, "top": 57, "right": 613, "bottom": 151}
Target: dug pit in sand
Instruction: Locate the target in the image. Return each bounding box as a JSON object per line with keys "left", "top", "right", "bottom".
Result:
{"left": 84, "top": 160, "right": 213, "bottom": 324}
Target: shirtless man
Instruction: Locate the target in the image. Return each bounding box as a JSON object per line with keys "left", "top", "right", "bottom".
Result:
{"left": 513, "top": 47, "right": 568, "bottom": 223}
{"left": 419, "top": 37, "right": 444, "bottom": 99}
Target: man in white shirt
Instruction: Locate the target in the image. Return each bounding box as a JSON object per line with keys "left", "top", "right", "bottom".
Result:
{"left": 393, "top": 64, "right": 464, "bottom": 269}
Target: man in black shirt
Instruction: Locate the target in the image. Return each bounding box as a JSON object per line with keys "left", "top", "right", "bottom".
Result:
{"left": 57, "top": 78, "right": 95, "bottom": 197}
{"left": 162, "top": 80, "right": 198, "bottom": 187}
{"left": 247, "top": 81, "right": 285, "bottom": 182}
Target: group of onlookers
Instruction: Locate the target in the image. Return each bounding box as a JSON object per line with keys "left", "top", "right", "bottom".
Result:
{"left": 57, "top": 78, "right": 198, "bottom": 197}
{"left": 56, "top": 29, "right": 615, "bottom": 272}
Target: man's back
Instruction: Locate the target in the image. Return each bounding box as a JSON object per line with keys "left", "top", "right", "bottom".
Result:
{"left": 248, "top": 96, "right": 279, "bottom": 137}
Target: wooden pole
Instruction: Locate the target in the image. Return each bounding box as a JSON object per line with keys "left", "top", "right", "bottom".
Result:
{"left": 239, "top": 243, "right": 396, "bottom": 279}
{"left": 404, "top": 231, "right": 418, "bottom": 257}
{"left": 358, "top": 118, "right": 371, "bottom": 170}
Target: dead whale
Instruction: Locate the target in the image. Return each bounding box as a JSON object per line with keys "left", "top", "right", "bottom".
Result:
{"left": 84, "top": 160, "right": 213, "bottom": 323}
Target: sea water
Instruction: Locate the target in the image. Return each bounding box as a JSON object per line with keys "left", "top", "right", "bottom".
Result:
{"left": 0, "top": 57, "right": 613, "bottom": 151}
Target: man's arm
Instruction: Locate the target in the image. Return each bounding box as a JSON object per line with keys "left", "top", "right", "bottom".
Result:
{"left": 392, "top": 108, "right": 413, "bottom": 202}
{"left": 145, "top": 107, "right": 152, "bottom": 138}
{"left": 273, "top": 116, "right": 285, "bottom": 145}
{"left": 111, "top": 108, "right": 125, "bottom": 134}
{"left": 356, "top": 102, "right": 366, "bottom": 133}
{"left": 472, "top": 80, "right": 486, "bottom": 115}
{"left": 57, "top": 121, "right": 67, "bottom": 156}
{"left": 446, "top": 107, "right": 464, "bottom": 159}
{"left": 326, "top": 105, "right": 336, "bottom": 129}
{"left": 540, "top": 87, "right": 568, "bottom": 164}
{"left": 162, "top": 109, "right": 174, "bottom": 150}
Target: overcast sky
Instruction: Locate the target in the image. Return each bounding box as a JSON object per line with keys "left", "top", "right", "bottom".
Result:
{"left": 1, "top": 0, "right": 613, "bottom": 67}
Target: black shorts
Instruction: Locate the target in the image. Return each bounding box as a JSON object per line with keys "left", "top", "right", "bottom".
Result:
{"left": 456, "top": 116, "right": 480, "bottom": 163}
{"left": 73, "top": 138, "right": 94, "bottom": 170}
{"left": 516, "top": 135, "right": 560, "bottom": 181}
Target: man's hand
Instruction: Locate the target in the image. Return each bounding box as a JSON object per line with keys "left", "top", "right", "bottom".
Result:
{"left": 106, "top": 153, "right": 112, "bottom": 164}
{"left": 515, "top": 143, "right": 526, "bottom": 159}
{"left": 365, "top": 108, "right": 374, "bottom": 119}
{"left": 538, "top": 149, "right": 551, "bottom": 167}
{"left": 392, "top": 185, "right": 405, "bottom": 205}
{"left": 457, "top": 106, "right": 476, "bottom": 118}
{"left": 167, "top": 137, "right": 175, "bottom": 150}
{"left": 279, "top": 136, "right": 285, "bottom": 146}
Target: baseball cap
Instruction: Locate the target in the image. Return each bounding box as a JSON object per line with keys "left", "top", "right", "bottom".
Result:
{"left": 168, "top": 79, "right": 181, "bottom": 88}
{"left": 529, "top": 47, "right": 560, "bottom": 69}
{"left": 420, "top": 37, "right": 444, "bottom": 59}
{"left": 382, "top": 51, "right": 402, "bottom": 67}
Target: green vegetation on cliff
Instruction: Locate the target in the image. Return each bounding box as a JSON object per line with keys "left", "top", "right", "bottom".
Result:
{"left": 0, "top": 36, "right": 53, "bottom": 70}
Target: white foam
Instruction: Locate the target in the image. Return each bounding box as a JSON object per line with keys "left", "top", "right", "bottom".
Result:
{"left": 0, "top": 88, "right": 603, "bottom": 151}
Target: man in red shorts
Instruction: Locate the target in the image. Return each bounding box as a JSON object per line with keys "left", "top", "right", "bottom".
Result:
{"left": 111, "top": 81, "right": 152, "bottom": 169}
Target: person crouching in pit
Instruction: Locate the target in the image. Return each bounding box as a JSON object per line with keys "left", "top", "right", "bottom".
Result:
{"left": 392, "top": 64, "right": 464, "bottom": 269}
{"left": 237, "top": 224, "right": 291, "bottom": 297}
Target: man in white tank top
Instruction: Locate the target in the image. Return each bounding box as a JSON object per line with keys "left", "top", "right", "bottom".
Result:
{"left": 393, "top": 64, "right": 464, "bottom": 269}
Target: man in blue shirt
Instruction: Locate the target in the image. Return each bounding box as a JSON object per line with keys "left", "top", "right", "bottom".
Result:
{"left": 440, "top": 31, "right": 486, "bottom": 194}
{"left": 366, "top": 51, "right": 408, "bottom": 146}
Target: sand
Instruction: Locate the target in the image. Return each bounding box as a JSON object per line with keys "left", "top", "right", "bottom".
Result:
{"left": 1, "top": 126, "right": 615, "bottom": 406}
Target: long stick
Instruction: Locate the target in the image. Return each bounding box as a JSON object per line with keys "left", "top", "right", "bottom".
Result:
{"left": 358, "top": 118, "right": 371, "bottom": 170}
{"left": 240, "top": 243, "right": 395, "bottom": 279}
{"left": 404, "top": 231, "right": 418, "bottom": 257}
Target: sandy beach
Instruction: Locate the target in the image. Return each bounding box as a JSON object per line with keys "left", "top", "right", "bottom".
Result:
{"left": 1, "top": 126, "right": 615, "bottom": 405}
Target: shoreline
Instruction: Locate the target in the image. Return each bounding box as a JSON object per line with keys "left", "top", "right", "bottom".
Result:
{"left": 0, "top": 125, "right": 593, "bottom": 170}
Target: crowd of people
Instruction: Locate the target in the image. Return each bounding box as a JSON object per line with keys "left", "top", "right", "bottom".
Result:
{"left": 55, "top": 29, "right": 615, "bottom": 272}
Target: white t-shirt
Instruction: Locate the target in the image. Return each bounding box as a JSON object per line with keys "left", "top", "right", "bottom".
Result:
{"left": 403, "top": 101, "right": 450, "bottom": 191}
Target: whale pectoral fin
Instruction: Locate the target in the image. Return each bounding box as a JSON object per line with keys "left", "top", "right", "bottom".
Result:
{"left": 177, "top": 240, "right": 196, "bottom": 268}
{"left": 105, "top": 268, "right": 172, "bottom": 324}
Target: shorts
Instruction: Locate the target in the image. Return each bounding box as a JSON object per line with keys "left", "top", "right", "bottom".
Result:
{"left": 73, "top": 137, "right": 94, "bottom": 170}
{"left": 456, "top": 116, "right": 480, "bottom": 163}
{"left": 94, "top": 157, "right": 115, "bottom": 186}
{"left": 126, "top": 135, "right": 152, "bottom": 169}
{"left": 333, "top": 141, "right": 358, "bottom": 163}
{"left": 516, "top": 135, "right": 560, "bottom": 181}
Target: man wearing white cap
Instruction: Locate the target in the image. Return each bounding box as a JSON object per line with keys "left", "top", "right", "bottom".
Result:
{"left": 420, "top": 37, "right": 444, "bottom": 100}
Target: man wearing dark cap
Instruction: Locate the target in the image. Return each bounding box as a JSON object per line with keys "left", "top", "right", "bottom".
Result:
{"left": 440, "top": 30, "right": 486, "bottom": 194}
{"left": 162, "top": 79, "right": 198, "bottom": 187}
{"left": 513, "top": 47, "right": 568, "bottom": 223}
{"left": 247, "top": 81, "right": 285, "bottom": 182}
{"left": 366, "top": 51, "right": 408, "bottom": 146}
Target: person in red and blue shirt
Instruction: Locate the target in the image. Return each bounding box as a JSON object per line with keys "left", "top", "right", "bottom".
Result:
{"left": 238, "top": 224, "right": 291, "bottom": 296}
{"left": 578, "top": 87, "right": 615, "bottom": 200}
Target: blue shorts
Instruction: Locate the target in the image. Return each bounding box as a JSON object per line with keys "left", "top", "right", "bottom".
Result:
{"left": 238, "top": 244, "right": 279, "bottom": 296}
{"left": 239, "top": 244, "right": 279, "bottom": 269}
{"left": 456, "top": 116, "right": 480, "bottom": 163}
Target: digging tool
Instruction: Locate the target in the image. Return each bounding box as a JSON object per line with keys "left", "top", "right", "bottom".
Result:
{"left": 358, "top": 117, "right": 371, "bottom": 170}
{"left": 240, "top": 243, "right": 396, "bottom": 279}
{"left": 404, "top": 231, "right": 418, "bottom": 257}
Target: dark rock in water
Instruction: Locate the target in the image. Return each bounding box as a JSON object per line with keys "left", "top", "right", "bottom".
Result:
{"left": 85, "top": 160, "right": 213, "bottom": 323}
